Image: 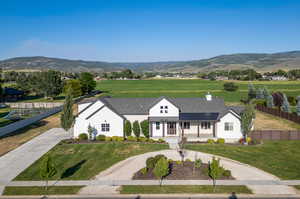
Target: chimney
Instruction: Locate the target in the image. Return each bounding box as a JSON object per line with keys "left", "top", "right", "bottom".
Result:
{"left": 205, "top": 92, "right": 212, "bottom": 101}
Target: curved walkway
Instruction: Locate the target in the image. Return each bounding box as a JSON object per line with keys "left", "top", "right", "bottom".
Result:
{"left": 79, "top": 149, "right": 296, "bottom": 195}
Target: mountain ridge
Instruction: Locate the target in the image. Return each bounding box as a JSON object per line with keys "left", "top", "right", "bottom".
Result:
{"left": 1, "top": 50, "right": 300, "bottom": 73}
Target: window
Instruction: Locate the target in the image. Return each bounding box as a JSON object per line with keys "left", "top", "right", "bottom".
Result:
{"left": 201, "top": 122, "right": 211, "bottom": 129}
{"left": 160, "top": 105, "right": 168, "bottom": 114}
{"left": 156, "top": 122, "right": 160, "bottom": 130}
{"left": 101, "top": 123, "right": 110, "bottom": 132}
{"left": 224, "top": 122, "right": 233, "bottom": 131}
{"left": 183, "top": 122, "right": 190, "bottom": 129}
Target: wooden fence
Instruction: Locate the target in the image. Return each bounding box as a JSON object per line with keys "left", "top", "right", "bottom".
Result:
{"left": 256, "top": 104, "right": 300, "bottom": 124}
{"left": 250, "top": 130, "right": 300, "bottom": 140}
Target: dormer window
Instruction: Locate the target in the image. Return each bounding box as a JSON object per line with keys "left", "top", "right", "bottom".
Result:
{"left": 160, "top": 105, "right": 168, "bottom": 114}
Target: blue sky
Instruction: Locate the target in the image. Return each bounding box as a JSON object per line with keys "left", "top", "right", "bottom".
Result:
{"left": 0, "top": 0, "right": 299, "bottom": 62}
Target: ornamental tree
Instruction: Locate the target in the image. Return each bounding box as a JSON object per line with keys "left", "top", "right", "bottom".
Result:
{"left": 208, "top": 157, "right": 223, "bottom": 192}
{"left": 124, "top": 120, "right": 132, "bottom": 137}
{"left": 266, "top": 94, "right": 274, "bottom": 108}
{"left": 281, "top": 94, "right": 291, "bottom": 113}
{"left": 132, "top": 120, "right": 140, "bottom": 137}
{"left": 241, "top": 104, "right": 255, "bottom": 142}
{"left": 248, "top": 83, "right": 256, "bottom": 100}
{"left": 40, "top": 155, "right": 57, "bottom": 196}
{"left": 60, "top": 87, "right": 74, "bottom": 131}
{"left": 140, "top": 120, "right": 149, "bottom": 138}
{"left": 153, "top": 157, "right": 169, "bottom": 186}
{"left": 263, "top": 87, "right": 269, "bottom": 100}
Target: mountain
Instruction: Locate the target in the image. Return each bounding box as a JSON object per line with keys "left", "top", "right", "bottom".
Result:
{"left": 1, "top": 51, "right": 300, "bottom": 73}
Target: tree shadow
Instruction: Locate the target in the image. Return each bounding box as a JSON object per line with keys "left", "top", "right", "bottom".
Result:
{"left": 60, "top": 160, "right": 86, "bottom": 179}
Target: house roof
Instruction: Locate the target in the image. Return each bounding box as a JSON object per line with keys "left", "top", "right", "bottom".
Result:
{"left": 179, "top": 113, "right": 219, "bottom": 121}
{"left": 79, "top": 96, "right": 244, "bottom": 118}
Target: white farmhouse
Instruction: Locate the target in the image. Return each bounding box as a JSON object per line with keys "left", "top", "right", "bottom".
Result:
{"left": 74, "top": 94, "right": 245, "bottom": 142}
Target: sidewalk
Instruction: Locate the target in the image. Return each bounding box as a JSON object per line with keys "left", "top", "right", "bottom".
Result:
{"left": 0, "top": 128, "right": 70, "bottom": 194}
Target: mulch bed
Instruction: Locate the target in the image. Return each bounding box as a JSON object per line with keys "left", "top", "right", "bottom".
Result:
{"left": 133, "top": 161, "right": 234, "bottom": 180}
{"left": 60, "top": 139, "right": 166, "bottom": 145}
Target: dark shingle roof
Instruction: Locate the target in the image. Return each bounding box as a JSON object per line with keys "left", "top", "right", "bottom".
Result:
{"left": 179, "top": 113, "right": 219, "bottom": 121}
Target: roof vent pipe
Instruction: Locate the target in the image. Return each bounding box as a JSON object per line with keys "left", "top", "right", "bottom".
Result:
{"left": 205, "top": 92, "right": 212, "bottom": 101}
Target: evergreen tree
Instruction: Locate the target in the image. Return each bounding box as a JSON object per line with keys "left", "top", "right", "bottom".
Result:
{"left": 140, "top": 120, "right": 149, "bottom": 138}
{"left": 281, "top": 94, "right": 291, "bottom": 113}
{"left": 241, "top": 104, "right": 255, "bottom": 142}
{"left": 263, "top": 86, "right": 269, "bottom": 100}
{"left": 124, "top": 120, "right": 132, "bottom": 137}
{"left": 266, "top": 94, "right": 274, "bottom": 108}
{"left": 79, "top": 72, "right": 96, "bottom": 94}
{"left": 297, "top": 96, "right": 300, "bottom": 116}
{"left": 132, "top": 120, "right": 141, "bottom": 137}
{"left": 256, "top": 88, "right": 264, "bottom": 99}
{"left": 60, "top": 88, "right": 74, "bottom": 131}
{"left": 88, "top": 124, "right": 94, "bottom": 140}
{"left": 63, "top": 79, "right": 82, "bottom": 97}
{"left": 248, "top": 83, "right": 256, "bottom": 100}
{"left": 40, "top": 70, "right": 63, "bottom": 99}
{"left": 40, "top": 155, "right": 57, "bottom": 196}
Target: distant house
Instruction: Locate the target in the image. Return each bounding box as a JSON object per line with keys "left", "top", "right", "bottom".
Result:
{"left": 271, "top": 76, "right": 288, "bottom": 81}
{"left": 3, "top": 87, "right": 25, "bottom": 101}
{"left": 74, "top": 94, "right": 246, "bottom": 142}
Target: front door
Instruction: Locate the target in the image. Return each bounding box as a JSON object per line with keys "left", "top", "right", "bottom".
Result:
{"left": 167, "top": 122, "right": 176, "bottom": 135}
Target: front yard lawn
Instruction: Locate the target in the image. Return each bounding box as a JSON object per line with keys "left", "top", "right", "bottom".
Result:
{"left": 186, "top": 141, "right": 300, "bottom": 180}
{"left": 3, "top": 186, "right": 83, "bottom": 195}
{"left": 120, "top": 185, "right": 252, "bottom": 194}
{"left": 15, "top": 142, "right": 168, "bottom": 180}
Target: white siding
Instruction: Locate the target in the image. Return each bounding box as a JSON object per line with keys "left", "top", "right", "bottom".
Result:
{"left": 124, "top": 115, "right": 148, "bottom": 123}
{"left": 149, "top": 98, "right": 179, "bottom": 117}
{"left": 78, "top": 101, "right": 104, "bottom": 120}
{"left": 216, "top": 112, "right": 242, "bottom": 139}
{"left": 78, "top": 102, "right": 92, "bottom": 113}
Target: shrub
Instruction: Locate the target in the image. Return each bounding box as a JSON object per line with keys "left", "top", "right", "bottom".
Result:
{"left": 216, "top": 138, "right": 225, "bottom": 144}
{"left": 132, "top": 121, "right": 141, "bottom": 137}
{"left": 141, "top": 167, "right": 148, "bottom": 175}
{"left": 146, "top": 157, "right": 156, "bottom": 169}
{"left": 195, "top": 158, "right": 202, "bottom": 168}
{"left": 168, "top": 159, "right": 173, "bottom": 163}
{"left": 158, "top": 138, "right": 165, "bottom": 143}
{"left": 78, "top": 133, "right": 88, "bottom": 140}
{"left": 138, "top": 137, "right": 148, "bottom": 142}
{"left": 154, "top": 154, "right": 167, "bottom": 164}
{"left": 140, "top": 120, "right": 150, "bottom": 138}
{"left": 207, "top": 139, "right": 215, "bottom": 144}
{"left": 223, "top": 170, "right": 231, "bottom": 177}
{"left": 246, "top": 137, "right": 251, "bottom": 143}
{"left": 116, "top": 137, "right": 124, "bottom": 142}
{"left": 223, "top": 82, "right": 238, "bottom": 92}
{"left": 96, "top": 134, "right": 106, "bottom": 141}
{"left": 148, "top": 139, "right": 155, "bottom": 143}
{"left": 111, "top": 136, "right": 119, "bottom": 141}
{"left": 127, "top": 136, "right": 137, "bottom": 142}
{"left": 288, "top": 96, "right": 297, "bottom": 106}
{"left": 105, "top": 136, "right": 112, "bottom": 141}
{"left": 185, "top": 158, "right": 192, "bottom": 162}
{"left": 253, "top": 99, "right": 266, "bottom": 106}
{"left": 175, "top": 160, "right": 182, "bottom": 165}
{"left": 124, "top": 120, "right": 132, "bottom": 137}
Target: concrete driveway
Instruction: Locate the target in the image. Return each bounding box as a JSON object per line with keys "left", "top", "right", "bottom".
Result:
{"left": 79, "top": 149, "right": 297, "bottom": 195}
{"left": 0, "top": 128, "right": 70, "bottom": 194}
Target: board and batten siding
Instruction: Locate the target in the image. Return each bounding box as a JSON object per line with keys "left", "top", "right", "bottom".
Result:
{"left": 149, "top": 98, "right": 179, "bottom": 117}
{"left": 216, "top": 111, "right": 242, "bottom": 139}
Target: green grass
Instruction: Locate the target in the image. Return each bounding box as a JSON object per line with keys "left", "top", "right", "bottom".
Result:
{"left": 96, "top": 79, "right": 300, "bottom": 102}
{"left": 15, "top": 142, "right": 168, "bottom": 180}
{"left": 120, "top": 185, "right": 252, "bottom": 194}
{"left": 3, "top": 186, "right": 83, "bottom": 195}
{"left": 186, "top": 141, "right": 300, "bottom": 180}
{"left": 294, "top": 185, "right": 300, "bottom": 190}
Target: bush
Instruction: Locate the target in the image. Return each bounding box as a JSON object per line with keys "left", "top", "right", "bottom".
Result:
{"left": 146, "top": 157, "right": 156, "bottom": 169}
{"left": 195, "top": 158, "right": 202, "bottom": 168}
{"left": 249, "top": 138, "right": 261, "bottom": 145}
{"left": 117, "top": 137, "right": 124, "bottom": 142}
{"left": 216, "top": 138, "right": 225, "bottom": 144}
{"left": 111, "top": 136, "right": 124, "bottom": 142}
{"left": 288, "top": 96, "right": 297, "bottom": 106}
{"left": 124, "top": 120, "right": 132, "bottom": 137}
{"left": 138, "top": 137, "right": 148, "bottom": 142}
{"left": 96, "top": 134, "right": 106, "bottom": 141}
{"left": 141, "top": 167, "right": 148, "bottom": 175}
{"left": 140, "top": 120, "right": 149, "bottom": 138}
{"left": 148, "top": 139, "right": 155, "bottom": 143}
{"left": 154, "top": 154, "right": 167, "bottom": 164}
{"left": 223, "top": 170, "right": 231, "bottom": 177}
{"left": 175, "top": 160, "right": 182, "bottom": 165}
{"left": 207, "top": 139, "right": 215, "bottom": 144}
{"left": 132, "top": 120, "right": 141, "bottom": 137}
{"left": 253, "top": 99, "right": 266, "bottom": 106}
{"left": 78, "top": 133, "right": 88, "bottom": 140}
{"left": 127, "top": 136, "right": 137, "bottom": 142}
{"left": 105, "top": 136, "right": 112, "bottom": 141}
{"left": 158, "top": 138, "right": 165, "bottom": 143}
{"left": 223, "top": 82, "right": 238, "bottom": 92}
{"left": 185, "top": 158, "right": 192, "bottom": 162}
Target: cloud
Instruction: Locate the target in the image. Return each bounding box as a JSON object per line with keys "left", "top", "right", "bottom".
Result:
{"left": 5, "top": 39, "right": 102, "bottom": 61}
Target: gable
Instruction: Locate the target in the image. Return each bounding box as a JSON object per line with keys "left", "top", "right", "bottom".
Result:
{"left": 78, "top": 100, "right": 105, "bottom": 119}
{"left": 149, "top": 98, "right": 179, "bottom": 117}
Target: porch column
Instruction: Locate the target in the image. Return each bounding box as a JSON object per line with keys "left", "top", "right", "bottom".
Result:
{"left": 197, "top": 121, "right": 200, "bottom": 137}
{"left": 149, "top": 121, "right": 152, "bottom": 137}
{"left": 162, "top": 122, "right": 165, "bottom": 137}
{"left": 213, "top": 121, "right": 216, "bottom": 137}
{"left": 181, "top": 122, "right": 184, "bottom": 137}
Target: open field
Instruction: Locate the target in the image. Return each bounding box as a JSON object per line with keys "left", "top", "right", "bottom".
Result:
{"left": 15, "top": 142, "right": 168, "bottom": 181}
{"left": 3, "top": 186, "right": 83, "bottom": 195}
{"left": 120, "top": 185, "right": 252, "bottom": 194}
{"left": 0, "top": 113, "right": 61, "bottom": 156}
{"left": 186, "top": 141, "right": 300, "bottom": 180}
{"left": 96, "top": 79, "right": 300, "bottom": 102}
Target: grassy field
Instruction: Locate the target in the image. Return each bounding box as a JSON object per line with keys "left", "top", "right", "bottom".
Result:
{"left": 120, "top": 185, "right": 252, "bottom": 194}
{"left": 3, "top": 186, "right": 83, "bottom": 195}
{"left": 96, "top": 79, "right": 300, "bottom": 102}
{"left": 186, "top": 141, "right": 300, "bottom": 180}
{"left": 15, "top": 142, "right": 168, "bottom": 181}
